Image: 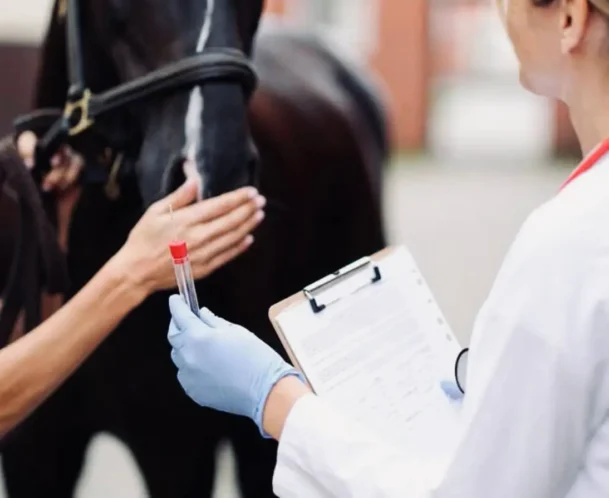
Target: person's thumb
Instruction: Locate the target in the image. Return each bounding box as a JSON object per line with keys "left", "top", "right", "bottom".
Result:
{"left": 168, "top": 294, "right": 200, "bottom": 331}
{"left": 440, "top": 380, "right": 464, "bottom": 402}
{"left": 198, "top": 307, "right": 231, "bottom": 328}
{"left": 154, "top": 179, "right": 198, "bottom": 214}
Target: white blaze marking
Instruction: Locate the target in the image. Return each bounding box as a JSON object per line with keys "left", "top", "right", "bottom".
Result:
{"left": 183, "top": 0, "right": 215, "bottom": 198}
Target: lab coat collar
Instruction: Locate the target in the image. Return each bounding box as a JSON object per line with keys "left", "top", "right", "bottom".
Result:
{"left": 560, "top": 137, "right": 609, "bottom": 191}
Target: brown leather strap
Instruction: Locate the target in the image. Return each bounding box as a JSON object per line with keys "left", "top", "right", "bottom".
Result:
{"left": 12, "top": 0, "right": 258, "bottom": 202}
{"left": 89, "top": 49, "right": 257, "bottom": 118}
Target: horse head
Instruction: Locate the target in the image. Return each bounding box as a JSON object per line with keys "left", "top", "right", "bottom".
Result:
{"left": 28, "top": 0, "right": 265, "bottom": 205}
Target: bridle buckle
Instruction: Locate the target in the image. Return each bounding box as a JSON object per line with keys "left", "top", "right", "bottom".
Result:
{"left": 57, "top": 0, "right": 67, "bottom": 18}
{"left": 63, "top": 89, "right": 94, "bottom": 136}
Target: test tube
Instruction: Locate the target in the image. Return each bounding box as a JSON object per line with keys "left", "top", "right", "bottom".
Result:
{"left": 169, "top": 240, "right": 200, "bottom": 316}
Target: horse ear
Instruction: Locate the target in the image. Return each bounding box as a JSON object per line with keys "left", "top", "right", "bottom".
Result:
{"left": 33, "top": 0, "right": 69, "bottom": 109}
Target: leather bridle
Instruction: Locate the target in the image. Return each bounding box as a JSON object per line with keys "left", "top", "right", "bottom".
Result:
{"left": 14, "top": 0, "right": 258, "bottom": 195}
{"left": 0, "top": 0, "right": 258, "bottom": 342}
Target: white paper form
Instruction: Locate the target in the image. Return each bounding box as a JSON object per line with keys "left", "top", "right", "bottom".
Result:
{"left": 275, "top": 246, "right": 463, "bottom": 463}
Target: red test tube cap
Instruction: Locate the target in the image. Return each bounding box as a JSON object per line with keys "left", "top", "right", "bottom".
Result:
{"left": 169, "top": 240, "right": 188, "bottom": 260}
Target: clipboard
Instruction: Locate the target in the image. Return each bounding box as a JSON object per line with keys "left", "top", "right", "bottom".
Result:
{"left": 267, "top": 244, "right": 464, "bottom": 457}
{"left": 269, "top": 246, "right": 396, "bottom": 389}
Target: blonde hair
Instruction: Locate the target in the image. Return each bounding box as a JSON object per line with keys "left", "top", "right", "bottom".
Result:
{"left": 530, "top": 0, "right": 609, "bottom": 16}
{"left": 590, "top": 0, "right": 609, "bottom": 16}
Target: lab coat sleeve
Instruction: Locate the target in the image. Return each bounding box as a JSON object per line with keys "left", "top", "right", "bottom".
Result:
{"left": 273, "top": 232, "right": 600, "bottom": 497}
{"left": 273, "top": 392, "right": 440, "bottom": 498}
{"left": 273, "top": 320, "right": 588, "bottom": 498}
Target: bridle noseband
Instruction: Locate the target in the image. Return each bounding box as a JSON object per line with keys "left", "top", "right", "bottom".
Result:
{"left": 14, "top": 0, "right": 258, "bottom": 196}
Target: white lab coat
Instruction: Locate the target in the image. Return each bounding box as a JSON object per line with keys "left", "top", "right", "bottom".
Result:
{"left": 272, "top": 155, "right": 609, "bottom": 498}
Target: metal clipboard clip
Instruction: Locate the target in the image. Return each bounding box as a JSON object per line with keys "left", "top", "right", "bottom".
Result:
{"left": 303, "top": 257, "right": 382, "bottom": 314}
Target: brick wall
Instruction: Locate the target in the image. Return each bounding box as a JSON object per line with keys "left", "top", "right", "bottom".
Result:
{"left": 369, "top": 0, "right": 428, "bottom": 150}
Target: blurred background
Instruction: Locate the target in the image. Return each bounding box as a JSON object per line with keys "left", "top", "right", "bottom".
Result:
{"left": 0, "top": 0, "right": 580, "bottom": 496}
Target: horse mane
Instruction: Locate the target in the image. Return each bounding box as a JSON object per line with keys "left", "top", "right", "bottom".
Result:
{"left": 33, "top": 0, "right": 121, "bottom": 110}
{"left": 0, "top": 136, "right": 69, "bottom": 345}
{"left": 0, "top": 1, "right": 71, "bottom": 345}
{"left": 33, "top": 1, "right": 69, "bottom": 108}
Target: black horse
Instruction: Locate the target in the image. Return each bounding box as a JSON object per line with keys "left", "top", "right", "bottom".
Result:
{"left": 1, "top": 0, "right": 389, "bottom": 496}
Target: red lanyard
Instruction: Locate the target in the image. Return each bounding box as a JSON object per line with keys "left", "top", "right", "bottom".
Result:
{"left": 560, "top": 137, "right": 609, "bottom": 191}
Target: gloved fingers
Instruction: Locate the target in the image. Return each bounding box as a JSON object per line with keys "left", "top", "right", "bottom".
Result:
{"left": 167, "top": 301, "right": 217, "bottom": 358}
{"left": 440, "top": 380, "right": 464, "bottom": 402}
{"left": 197, "top": 307, "right": 223, "bottom": 327}
{"left": 172, "top": 343, "right": 209, "bottom": 377}
{"left": 198, "top": 307, "right": 238, "bottom": 328}
{"left": 167, "top": 310, "right": 214, "bottom": 351}
{"left": 168, "top": 296, "right": 220, "bottom": 329}
{"left": 167, "top": 318, "right": 183, "bottom": 345}
{"left": 198, "top": 307, "right": 237, "bottom": 329}
{"left": 170, "top": 347, "right": 187, "bottom": 369}
{"left": 176, "top": 369, "right": 193, "bottom": 398}
{"left": 169, "top": 294, "right": 204, "bottom": 331}
{"left": 176, "top": 369, "right": 206, "bottom": 408}
{"left": 167, "top": 322, "right": 191, "bottom": 352}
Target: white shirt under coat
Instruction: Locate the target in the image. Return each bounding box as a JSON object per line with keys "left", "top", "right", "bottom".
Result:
{"left": 272, "top": 155, "right": 609, "bottom": 498}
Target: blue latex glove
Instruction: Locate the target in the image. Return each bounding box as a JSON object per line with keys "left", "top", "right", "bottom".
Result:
{"left": 441, "top": 380, "right": 465, "bottom": 403}
{"left": 167, "top": 295, "right": 305, "bottom": 437}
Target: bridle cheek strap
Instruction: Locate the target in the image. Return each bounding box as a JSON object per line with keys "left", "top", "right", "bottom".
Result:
{"left": 14, "top": 0, "right": 258, "bottom": 179}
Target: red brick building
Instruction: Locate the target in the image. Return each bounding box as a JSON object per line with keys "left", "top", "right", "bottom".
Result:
{"left": 264, "top": 0, "right": 578, "bottom": 156}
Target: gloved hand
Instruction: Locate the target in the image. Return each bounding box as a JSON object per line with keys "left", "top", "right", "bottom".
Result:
{"left": 440, "top": 380, "right": 465, "bottom": 403}
{"left": 167, "top": 295, "right": 305, "bottom": 436}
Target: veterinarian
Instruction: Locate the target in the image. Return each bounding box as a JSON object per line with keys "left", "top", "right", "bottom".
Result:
{"left": 0, "top": 132, "right": 265, "bottom": 438}
{"left": 167, "top": 0, "right": 609, "bottom": 496}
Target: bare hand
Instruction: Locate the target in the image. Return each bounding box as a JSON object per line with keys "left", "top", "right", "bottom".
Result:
{"left": 16, "top": 131, "right": 263, "bottom": 295}
{"left": 113, "top": 179, "right": 265, "bottom": 297}
{"left": 17, "top": 131, "right": 84, "bottom": 193}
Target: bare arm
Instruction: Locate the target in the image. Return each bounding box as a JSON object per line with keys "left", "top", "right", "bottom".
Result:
{"left": 262, "top": 376, "right": 312, "bottom": 439}
{"left": 0, "top": 134, "right": 266, "bottom": 436}
{"left": 0, "top": 255, "right": 144, "bottom": 437}
{"left": 0, "top": 178, "right": 264, "bottom": 437}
